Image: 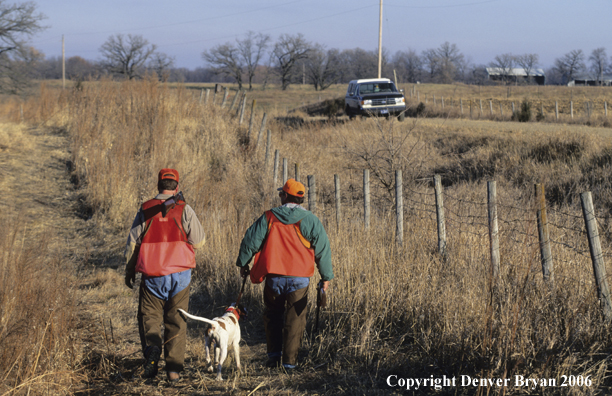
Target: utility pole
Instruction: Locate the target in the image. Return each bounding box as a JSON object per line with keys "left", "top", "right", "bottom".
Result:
{"left": 62, "top": 35, "right": 65, "bottom": 89}
{"left": 377, "top": 0, "right": 383, "bottom": 78}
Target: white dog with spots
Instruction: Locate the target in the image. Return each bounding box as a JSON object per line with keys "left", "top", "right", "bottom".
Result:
{"left": 179, "top": 305, "right": 246, "bottom": 381}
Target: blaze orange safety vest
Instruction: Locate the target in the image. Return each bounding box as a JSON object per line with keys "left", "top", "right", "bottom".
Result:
{"left": 135, "top": 198, "right": 196, "bottom": 277}
{"left": 250, "top": 211, "right": 315, "bottom": 284}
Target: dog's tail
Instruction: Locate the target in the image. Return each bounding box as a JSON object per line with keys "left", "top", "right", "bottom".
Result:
{"left": 178, "top": 309, "right": 217, "bottom": 326}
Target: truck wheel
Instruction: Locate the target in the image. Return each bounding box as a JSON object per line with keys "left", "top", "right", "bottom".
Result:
{"left": 346, "top": 106, "right": 356, "bottom": 120}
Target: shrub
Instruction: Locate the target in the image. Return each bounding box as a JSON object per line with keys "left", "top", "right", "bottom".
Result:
{"left": 512, "top": 100, "right": 532, "bottom": 122}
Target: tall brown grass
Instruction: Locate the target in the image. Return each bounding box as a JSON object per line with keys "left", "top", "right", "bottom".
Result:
{"left": 13, "top": 79, "right": 612, "bottom": 393}
{"left": 0, "top": 214, "right": 79, "bottom": 395}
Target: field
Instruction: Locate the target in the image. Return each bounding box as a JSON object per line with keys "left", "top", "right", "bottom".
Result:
{"left": 2, "top": 79, "right": 612, "bottom": 395}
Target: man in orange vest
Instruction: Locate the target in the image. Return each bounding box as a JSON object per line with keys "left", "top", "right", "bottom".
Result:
{"left": 236, "top": 178, "right": 333, "bottom": 370}
{"left": 124, "top": 168, "right": 205, "bottom": 382}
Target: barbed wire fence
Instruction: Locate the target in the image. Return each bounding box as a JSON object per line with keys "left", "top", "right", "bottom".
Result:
{"left": 263, "top": 140, "right": 612, "bottom": 320}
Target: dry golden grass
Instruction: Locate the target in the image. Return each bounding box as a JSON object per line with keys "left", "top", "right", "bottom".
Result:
{"left": 0, "top": 120, "right": 85, "bottom": 395}
{"left": 5, "top": 79, "right": 612, "bottom": 394}
{"left": 399, "top": 83, "right": 612, "bottom": 127}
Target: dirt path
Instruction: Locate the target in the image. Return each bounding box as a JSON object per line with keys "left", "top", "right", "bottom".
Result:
{"left": 1, "top": 125, "right": 351, "bottom": 395}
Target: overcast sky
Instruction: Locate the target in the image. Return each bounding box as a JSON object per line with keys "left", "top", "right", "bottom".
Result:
{"left": 28, "top": 0, "right": 612, "bottom": 70}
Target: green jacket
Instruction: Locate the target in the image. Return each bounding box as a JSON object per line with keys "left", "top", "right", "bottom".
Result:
{"left": 236, "top": 204, "right": 334, "bottom": 281}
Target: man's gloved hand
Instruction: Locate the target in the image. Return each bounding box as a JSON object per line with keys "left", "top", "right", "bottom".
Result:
{"left": 240, "top": 265, "right": 250, "bottom": 279}
{"left": 125, "top": 267, "right": 136, "bottom": 289}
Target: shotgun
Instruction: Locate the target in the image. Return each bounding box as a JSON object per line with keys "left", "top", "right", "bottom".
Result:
{"left": 315, "top": 281, "right": 327, "bottom": 333}
{"left": 162, "top": 191, "right": 185, "bottom": 217}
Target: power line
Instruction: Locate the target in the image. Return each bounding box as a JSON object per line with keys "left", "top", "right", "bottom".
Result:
{"left": 386, "top": 0, "right": 503, "bottom": 9}
{"left": 155, "top": 4, "right": 376, "bottom": 49}
{"left": 33, "top": 0, "right": 304, "bottom": 42}
{"left": 31, "top": 3, "right": 377, "bottom": 55}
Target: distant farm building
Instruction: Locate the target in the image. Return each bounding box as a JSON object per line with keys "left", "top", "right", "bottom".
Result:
{"left": 567, "top": 74, "right": 612, "bottom": 86}
{"left": 485, "top": 67, "right": 546, "bottom": 85}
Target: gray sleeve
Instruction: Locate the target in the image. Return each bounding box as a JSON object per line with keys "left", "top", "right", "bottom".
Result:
{"left": 182, "top": 204, "right": 206, "bottom": 249}
{"left": 127, "top": 210, "right": 146, "bottom": 245}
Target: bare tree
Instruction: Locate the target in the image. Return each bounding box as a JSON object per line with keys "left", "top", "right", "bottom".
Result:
{"left": 341, "top": 48, "right": 385, "bottom": 80}
{"left": 272, "top": 33, "right": 311, "bottom": 90}
{"left": 515, "top": 53, "right": 539, "bottom": 84}
{"left": 393, "top": 49, "right": 422, "bottom": 83}
{"left": 237, "top": 31, "right": 270, "bottom": 90}
{"left": 421, "top": 48, "right": 439, "bottom": 82}
{"left": 305, "top": 45, "right": 342, "bottom": 90}
{"left": 0, "top": 1, "right": 45, "bottom": 55}
{"left": 148, "top": 52, "right": 174, "bottom": 81}
{"left": 420, "top": 43, "right": 464, "bottom": 83}
{"left": 436, "top": 42, "right": 464, "bottom": 83}
{"left": 489, "top": 53, "right": 515, "bottom": 84}
{"left": 202, "top": 43, "right": 243, "bottom": 89}
{"left": 0, "top": 0, "right": 46, "bottom": 94}
{"left": 589, "top": 48, "right": 608, "bottom": 86}
{"left": 554, "top": 49, "right": 586, "bottom": 84}
{"left": 99, "top": 34, "right": 156, "bottom": 80}
{"left": 0, "top": 45, "right": 42, "bottom": 94}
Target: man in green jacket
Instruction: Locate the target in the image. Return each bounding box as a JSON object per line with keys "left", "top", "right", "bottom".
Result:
{"left": 236, "top": 178, "right": 333, "bottom": 370}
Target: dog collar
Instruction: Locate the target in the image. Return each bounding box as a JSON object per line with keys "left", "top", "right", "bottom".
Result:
{"left": 226, "top": 307, "right": 239, "bottom": 320}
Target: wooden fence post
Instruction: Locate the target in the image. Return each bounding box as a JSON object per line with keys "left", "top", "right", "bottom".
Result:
{"left": 434, "top": 175, "right": 447, "bottom": 256}
{"left": 273, "top": 150, "right": 279, "bottom": 186}
{"left": 294, "top": 163, "right": 300, "bottom": 182}
{"left": 282, "top": 158, "right": 288, "bottom": 183}
{"left": 512, "top": 102, "right": 515, "bottom": 114}
{"left": 555, "top": 101, "right": 559, "bottom": 121}
{"left": 535, "top": 183, "right": 554, "bottom": 283}
{"left": 239, "top": 95, "right": 247, "bottom": 124}
{"left": 396, "top": 170, "right": 403, "bottom": 247}
{"left": 364, "top": 169, "right": 370, "bottom": 230}
{"left": 570, "top": 101, "right": 574, "bottom": 119}
{"left": 221, "top": 87, "right": 229, "bottom": 108}
{"left": 499, "top": 102, "right": 503, "bottom": 117}
{"left": 308, "top": 175, "right": 317, "bottom": 214}
{"left": 433, "top": 94, "right": 436, "bottom": 106}
{"left": 229, "top": 90, "right": 239, "bottom": 112}
{"left": 247, "top": 99, "right": 257, "bottom": 139}
{"left": 460, "top": 98, "right": 463, "bottom": 115}
{"left": 605, "top": 101, "right": 608, "bottom": 117}
{"left": 255, "top": 113, "right": 267, "bottom": 149}
{"left": 580, "top": 191, "right": 612, "bottom": 321}
{"left": 488, "top": 181, "right": 500, "bottom": 279}
{"left": 199, "top": 89, "right": 204, "bottom": 104}
{"left": 205, "top": 89, "right": 210, "bottom": 105}
{"left": 212, "top": 87, "right": 218, "bottom": 105}
{"left": 442, "top": 96, "right": 445, "bottom": 109}
{"left": 264, "top": 130, "right": 271, "bottom": 169}
{"left": 417, "top": 92, "right": 420, "bottom": 102}
{"left": 479, "top": 99, "right": 483, "bottom": 117}
{"left": 470, "top": 100, "right": 473, "bottom": 118}
{"left": 335, "top": 174, "right": 341, "bottom": 228}
{"left": 587, "top": 102, "right": 592, "bottom": 119}
{"left": 235, "top": 91, "right": 244, "bottom": 116}
{"left": 489, "top": 100, "right": 493, "bottom": 116}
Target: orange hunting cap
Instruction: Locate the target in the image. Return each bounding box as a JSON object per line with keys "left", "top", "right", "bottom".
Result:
{"left": 278, "top": 178, "right": 305, "bottom": 197}
{"left": 158, "top": 168, "right": 179, "bottom": 182}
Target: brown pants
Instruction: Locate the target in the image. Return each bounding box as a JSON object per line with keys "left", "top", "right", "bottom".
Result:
{"left": 263, "top": 283, "right": 309, "bottom": 366}
{"left": 137, "top": 283, "right": 190, "bottom": 373}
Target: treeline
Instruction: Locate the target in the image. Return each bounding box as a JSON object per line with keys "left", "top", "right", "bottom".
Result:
{"left": 33, "top": 32, "right": 612, "bottom": 92}
{"left": 1, "top": 0, "right": 610, "bottom": 94}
